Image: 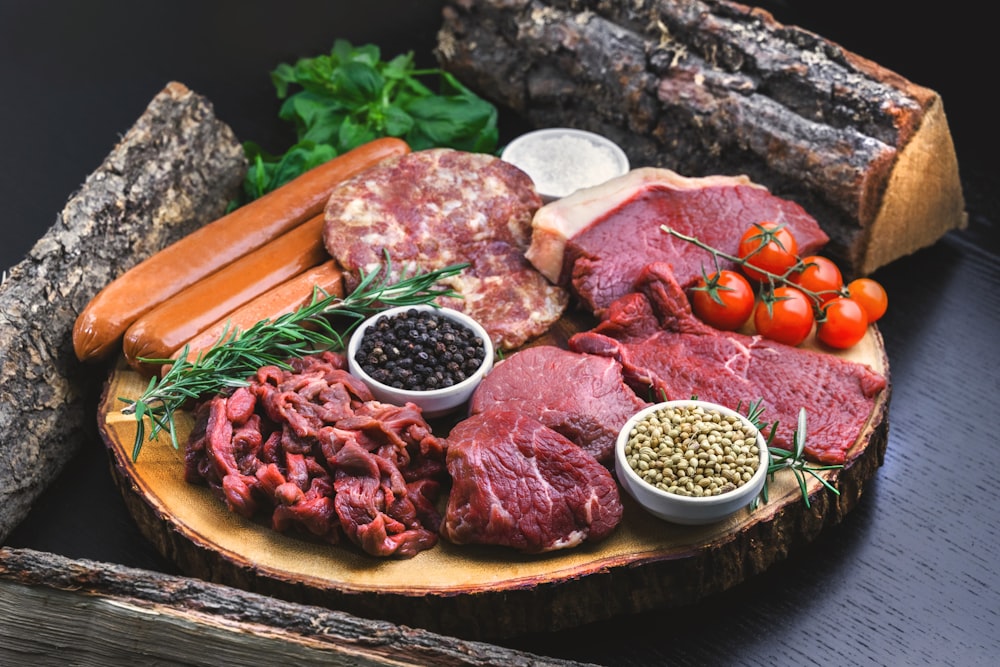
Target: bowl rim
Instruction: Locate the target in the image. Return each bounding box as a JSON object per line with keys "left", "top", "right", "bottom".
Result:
{"left": 500, "top": 127, "right": 630, "bottom": 201}
{"left": 501, "top": 127, "right": 630, "bottom": 173}
{"left": 615, "top": 399, "right": 768, "bottom": 507}
{"left": 347, "top": 304, "right": 494, "bottom": 399}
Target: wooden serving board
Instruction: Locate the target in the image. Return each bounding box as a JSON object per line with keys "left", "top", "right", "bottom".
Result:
{"left": 98, "top": 315, "right": 890, "bottom": 641}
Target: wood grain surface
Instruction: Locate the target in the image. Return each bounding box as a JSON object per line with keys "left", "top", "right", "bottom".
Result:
{"left": 97, "top": 319, "right": 889, "bottom": 639}
{"left": 3, "top": 2, "right": 997, "bottom": 665}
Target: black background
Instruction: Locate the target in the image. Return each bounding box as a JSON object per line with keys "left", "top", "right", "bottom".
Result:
{"left": 3, "top": 2, "right": 997, "bottom": 665}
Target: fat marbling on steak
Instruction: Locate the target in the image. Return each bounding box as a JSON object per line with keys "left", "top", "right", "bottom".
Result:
{"left": 526, "top": 168, "right": 829, "bottom": 316}
{"left": 468, "top": 344, "right": 650, "bottom": 464}
{"left": 323, "top": 148, "right": 567, "bottom": 350}
{"left": 568, "top": 262, "right": 887, "bottom": 464}
{"left": 441, "top": 410, "right": 623, "bottom": 553}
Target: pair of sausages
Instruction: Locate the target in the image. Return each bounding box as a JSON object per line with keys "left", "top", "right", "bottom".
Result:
{"left": 73, "top": 137, "right": 410, "bottom": 366}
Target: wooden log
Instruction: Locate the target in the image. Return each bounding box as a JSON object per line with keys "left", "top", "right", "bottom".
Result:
{"left": 0, "top": 82, "right": 246, "bottom": 541}
{"left": 435, "top": 0, "right": 967, "bottom": 277}
{"left": 0, "top": 547, "right": 587, "bottom": 667}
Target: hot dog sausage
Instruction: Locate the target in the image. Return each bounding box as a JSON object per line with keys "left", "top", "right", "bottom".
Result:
{"left": 122, "top": 214, "right": 329, "bottom": 371}
{"left": 170, "top": 259, "right": 344, "bottom": 363}
{"left": 73, "top": 137, "right": 409, "bottom": 362}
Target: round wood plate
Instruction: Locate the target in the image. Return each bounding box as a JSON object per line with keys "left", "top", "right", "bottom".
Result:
{"left": 98, "top": 319, "right": 890, "bottom": 641}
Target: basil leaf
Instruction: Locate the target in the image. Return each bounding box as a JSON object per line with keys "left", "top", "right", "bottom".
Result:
{"left": 235, "top": 39, "right": 500, "bottom": 206}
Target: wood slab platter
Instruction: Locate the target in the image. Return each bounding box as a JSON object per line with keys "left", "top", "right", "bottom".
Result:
{"left": 98, "top": 313, "right": 890, "bottom": 641}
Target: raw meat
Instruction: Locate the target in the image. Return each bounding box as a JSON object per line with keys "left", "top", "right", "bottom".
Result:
{"left": 568, "top": 263, "right": 886, "bottom": 464}
{"left": 323, "top": 148, "right": 568, "bottom": 350}
{"left": 468, "top": 344, "right": 650, "bottom": 464}
{"left": 526, "top": 168, "right": 829, "bottom": 315}
{"left": 441, "top": 410, "right": 623, "bottom": 553}
{"left": 184, "top": 351, "right": 449, "bottom": 559}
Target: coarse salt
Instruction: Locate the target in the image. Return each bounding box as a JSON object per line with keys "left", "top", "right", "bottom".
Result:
{"left": 504, "top": 132, "right": 626, "bottom": 198}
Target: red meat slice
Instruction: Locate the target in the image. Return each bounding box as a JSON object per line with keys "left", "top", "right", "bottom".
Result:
{"left": 468, "top": 344, "right": 650, "bottom": 464}
{"left": 569, "top": 263, "right": 887, "bottom": 464}
{"left": 526, "top": 168, "right": 829, "bottom": 316}
{"left": 441, "top": 410, "right": 623, "bottom": 553}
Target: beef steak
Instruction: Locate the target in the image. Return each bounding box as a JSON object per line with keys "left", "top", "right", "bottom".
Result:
{"left": 323, "top": 148, "right": 568, "bottom": 350}
{"left": 441, "top": 410, "right": 623, "bottom": 553}
{"left": 568, "top": 263, "right": 887, "bottom": 464}
{"left": 526, "top": 168, "right": 829, "bottom": 316}
{"left": 468, "top": 344, "right": 650, "bottom": 464}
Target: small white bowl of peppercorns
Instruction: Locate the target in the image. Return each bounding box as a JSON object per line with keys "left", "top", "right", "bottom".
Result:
{"left": 615, "top": 400, "right": 769, "bottom": 525}
{"left": 347, "top": 305, "right": 494, "bottom": 418}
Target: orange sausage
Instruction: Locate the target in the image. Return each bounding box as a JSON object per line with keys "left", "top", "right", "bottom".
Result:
{"left": 122, "top": 214, "right": 329, "bottom": 371}
{"left": 73, "top": 137, "right": 410, "bottom": 362}
{"left": 170, "top": 259, "right": 344, "bottom": 363}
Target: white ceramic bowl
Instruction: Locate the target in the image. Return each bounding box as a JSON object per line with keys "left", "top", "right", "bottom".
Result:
{"left": 347, "top": 305, "right": 494, "bottom": 418}
{"left": 614, "top": 400, "right": 769, "bottom": 525}
{"left": 500, "top": 127, "right": 630, "bottom": 202}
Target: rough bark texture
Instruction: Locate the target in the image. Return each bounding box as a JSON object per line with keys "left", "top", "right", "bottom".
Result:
{"left": 0, "top": 547, "right": 587, "bottom": 667}
{"left": 436, "top": 0, "right": 967, "bottom": 277}
{"left": 0, "top": 82, "right": 246, "bottom": 541}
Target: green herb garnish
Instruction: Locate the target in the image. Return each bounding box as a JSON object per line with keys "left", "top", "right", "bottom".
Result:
{"left": 234, "top": 39, "right": 499, "bottom": 206}
{"left": 751, "top": 406, "right": 844, "bottom": 508}
{"left": 119, "top": 259, "right": 469, "bottom": 462}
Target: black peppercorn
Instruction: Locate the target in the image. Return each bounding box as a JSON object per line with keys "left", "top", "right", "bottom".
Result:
{"left": 356, "top": 309, "right": 487, "bottom": 391}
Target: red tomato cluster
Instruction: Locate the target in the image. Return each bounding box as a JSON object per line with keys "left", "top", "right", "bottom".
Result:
{"left": 688, "top": 222, "right": 888, "bottom": 350}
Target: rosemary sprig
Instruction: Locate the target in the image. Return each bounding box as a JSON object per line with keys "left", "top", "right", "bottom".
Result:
{"left": 119, "top": 259, "right": 469, "bottom": 461}
{"left": 754, "top": 407, "right": 844, "bottom": 509}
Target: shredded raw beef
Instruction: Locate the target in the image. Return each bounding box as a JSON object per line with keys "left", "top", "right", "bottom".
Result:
{"left": 184, "top": 351, "right": 447, "bottom": 559}
{"left": 568, "top": 263, "right": 887, "bottom": 464}
{"left": 441, "top": 410, "right": 623, "bottom": 553}
{"left": 468, "top": 344, "right": 650, "bottom": 464}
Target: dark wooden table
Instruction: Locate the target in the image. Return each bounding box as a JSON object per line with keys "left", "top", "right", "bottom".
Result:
{"left": 3, "top": 2, "right": 997, "bottom": 665}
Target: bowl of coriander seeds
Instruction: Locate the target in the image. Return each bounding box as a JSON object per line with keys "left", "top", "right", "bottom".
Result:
{"left": 347, "top": 305, "right": 494, "bottom": 418}
{"left": 614, "top": 400, "right": 769, "bottom": 525}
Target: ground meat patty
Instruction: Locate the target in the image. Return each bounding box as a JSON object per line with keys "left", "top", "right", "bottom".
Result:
{"left": 323, "top": 148, "right": 568, "bottom": 350}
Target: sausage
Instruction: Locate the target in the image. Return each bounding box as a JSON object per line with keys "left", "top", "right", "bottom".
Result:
{"left": 73, "top": 137, "right": 410, "bottom": 362}
{"left": 170, "top": 259, "right": 344, "bottom": 363}
{"left": 122, "top": 214, "right": 329, "bottom": 371}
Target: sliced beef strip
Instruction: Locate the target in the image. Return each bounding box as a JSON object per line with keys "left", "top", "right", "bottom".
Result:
{"left": 468, "top": 344, "right": 650, "bottom": 464}
{"left": 441, "top": 410, "right": 623, "bottom": 553}
{"left": 568, "top": 263, "right": 887, "bottom": 464}
{"left": 526, "top": 168, "right": 829, "bottom": 316}
{"left": 323, "top": 148, "right": 568, "bottom": 350}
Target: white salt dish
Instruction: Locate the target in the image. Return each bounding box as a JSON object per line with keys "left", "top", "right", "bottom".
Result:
{"left": 347, "top": 305, "right": 494, "bottom": 418}
{"left": 501, "top": 127, "right": 630, "bottom": 202}
{"left": 615, "top": 400, "right": 769, "bottom": 526}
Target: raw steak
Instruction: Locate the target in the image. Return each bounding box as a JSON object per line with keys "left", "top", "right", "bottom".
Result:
{"left": 526, "top": 168, "right": 829, "bottom": 316}
{"left": 468, "top": 345, "right": 650, "bottom": 464}
{"left": 323, "top": 148, "right": 568, "bottom": 350}
{"left": 568, "top": 263, "right": 887, "bottom": 464}
{"left": 441, "top": 410, "right": 623, "bottom": 553}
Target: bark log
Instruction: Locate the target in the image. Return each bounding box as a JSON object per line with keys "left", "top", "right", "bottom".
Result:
{"left": 0, "top": 547, "right": 587, "bottom": 667}
{"left": 436, "top": 0, "right": 967, "bottom": 277}
{"left": 0, "top": 82, "right": 246, "bottom": 541}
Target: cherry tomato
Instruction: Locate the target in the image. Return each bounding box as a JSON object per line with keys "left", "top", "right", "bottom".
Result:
{"left": 817, "top": 297, "right": 869, "bottom": 349}
{"left": 737, "top": 222, "right": 800, "bottom": 282}
{"left": 690, "top": 270, "right": 755, "bottom": 331}
{"left": 753, "top": 286, "right": 814, "bottom": 346}
{"left": 847, "top": 277, "right": 888, "bottom": 322}
{"left": 790, "top": 255, "right": 843, "bottom": 303}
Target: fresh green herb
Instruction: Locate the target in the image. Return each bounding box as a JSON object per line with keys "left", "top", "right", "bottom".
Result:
{"left": 119, "top": 259, "right": 469, "bottom": 462}
{"left": 233, "top": 39, "right": 499, "bottom": 206}
{"left": 752, "top": 406, "right": 844, "bottom": 509}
